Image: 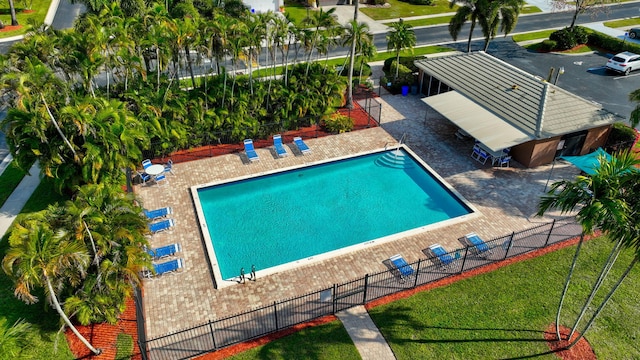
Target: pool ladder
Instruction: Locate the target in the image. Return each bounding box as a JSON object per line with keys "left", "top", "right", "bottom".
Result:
{"left": 378, "top": 134, "right": 412, "bottom": 169}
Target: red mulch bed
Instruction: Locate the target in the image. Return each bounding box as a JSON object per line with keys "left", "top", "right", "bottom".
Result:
{"left": 545, "top": 324, "right": 597, "bottom": 360}
{"left": 0, "top": 25, "right": 22, "bottom": 32}
{"left": 65, "top": 297, "right": 142, "bottom": 360}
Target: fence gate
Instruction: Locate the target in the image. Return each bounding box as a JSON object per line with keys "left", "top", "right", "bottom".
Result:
{"left": 333, "top": 277, "right": 367, "bottom": 313}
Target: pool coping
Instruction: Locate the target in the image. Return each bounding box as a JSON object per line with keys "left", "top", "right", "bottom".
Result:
{"left": 190, "top": 144, "right": 479, "bottom": 289}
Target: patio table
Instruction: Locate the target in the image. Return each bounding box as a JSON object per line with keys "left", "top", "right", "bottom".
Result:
{"left": 146, "top": 164, "right": 165, "bottom": 176}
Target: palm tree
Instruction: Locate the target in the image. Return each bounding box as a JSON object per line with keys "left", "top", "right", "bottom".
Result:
{"left": 302, "top": 7, "right": 337, "bottom": 77}
{"left": 477, "top": 0, "right": 524, "bottom": 51}
{"left": 62, "top": 184, "right": 152, "bottom": 325}
{"left": 386, "top": 19, "right": 416, "bottom": 78}
{"left": 537, "top": 150, "right": 640, "bottom": 347}
{"left": 8, "top": 0, "right": 18, "bottom": 26}
{"left": 448, "top": 0, "right": 480, "bottom": 53}
{"left": 344, "top": 19, "right": 372, "bottom": 108}
{"left": 2, "top": 218, "right": 100, "bottom": 355}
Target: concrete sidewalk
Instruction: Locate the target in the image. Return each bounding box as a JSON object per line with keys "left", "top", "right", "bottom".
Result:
{"left": 0, "top": 162, "right": 41, "bottom": 237}
{"left": 582, "top": 22, "right": 640, "bottom": 45}
{"left": 336, "top": 306, "right": 396, "bottom": 360}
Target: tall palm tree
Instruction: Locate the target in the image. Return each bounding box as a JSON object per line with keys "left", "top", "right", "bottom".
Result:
{"left": 302, "top": 7, "right": 337, "bottom": 77}
{"left": 2, "top": 219, "right": 99, "bottom": 355}
{"left": 477, "top": 0, "right": 524, "bottom": 51}
{"left": 386, "top": 19, "right": 416, "bottom": 78}
{"left": 538, "top": 150, "right": 640, "bottom": 347}
{"left": 344, "top": 20, "right": 372, "bottom": 108}
{"left": 448, "top": 0, "right": 479, "bottom": 53}
{"left": 8, "top": 0, "right": 18, "bottom": 26}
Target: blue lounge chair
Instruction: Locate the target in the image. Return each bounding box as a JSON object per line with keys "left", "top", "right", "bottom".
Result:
{"left": 144, "top": 207, "right": 173, "bottom": 220}
{"left": 149, "top": 218, "right": 175, "bottom": 234}
{"left": 389, "top": 254, "right": 415, "bottom": 279}
{"left": 243, "top": 139, "right": 259, "bottom": 162}
{"left": 293, "top": 137, "right": 310, "bottom": 155}
{"left": 147, "top": 243, "right": 181, "bottom": 260}
{"left": 144, "top": 258, "right": 184, "bottom": 277}
{"left": 273, "top": 134, "right": 288, "bottom": 158}
{"left": 462, "top": 232, "right": 492, "bottom": 256}
{"left": 425, "top": 244, "right": 454, "bottom": 267}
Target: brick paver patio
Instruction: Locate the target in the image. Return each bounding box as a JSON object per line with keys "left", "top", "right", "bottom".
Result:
{"left": 137, "top": 93, "right": 579, "bottom": 340}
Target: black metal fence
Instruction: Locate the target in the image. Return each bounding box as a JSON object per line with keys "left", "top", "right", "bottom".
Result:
{"left": 138, "top": 217, "right": 582, "bottom": 360}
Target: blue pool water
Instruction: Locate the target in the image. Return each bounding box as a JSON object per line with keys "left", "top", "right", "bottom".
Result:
{"left": 196, "top": 149, "right": 472, "bottom": 280}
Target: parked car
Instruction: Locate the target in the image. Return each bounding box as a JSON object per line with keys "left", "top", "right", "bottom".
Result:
{"left": 605, "top": 51, "right": 640, "bottom": 75}
{"left": 629, "top": 28, "right": 640, "bottom": 39}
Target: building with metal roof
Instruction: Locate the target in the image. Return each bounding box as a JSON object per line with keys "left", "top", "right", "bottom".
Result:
{"left": 415, "top": 51, "right": 624, "bottom": 167}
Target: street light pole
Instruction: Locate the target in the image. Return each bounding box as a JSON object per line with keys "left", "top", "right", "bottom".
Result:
{"left": 554, "top": 66, "right": 565, "bottom": 85}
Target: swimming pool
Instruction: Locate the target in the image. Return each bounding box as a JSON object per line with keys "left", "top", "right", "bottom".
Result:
{"left": 192, "top": 146, "right": 475, "bottom": 287}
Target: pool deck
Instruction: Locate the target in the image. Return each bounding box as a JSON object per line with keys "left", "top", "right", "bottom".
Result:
{"left": 137, "top": 93, "right": 578, "bottom": 340}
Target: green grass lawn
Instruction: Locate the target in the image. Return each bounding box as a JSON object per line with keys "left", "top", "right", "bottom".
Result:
{"left": 228, "top": 320, "right": 361, "bottom": 360}
{"left": 0, "top": 161, "right": 26, "bottom": 208}
{"left": 0, "top": 176, "right": 73, "bottom": 359}
{"left": 368, "top": 237, "right": 640, "bottom": 359}
{"left": 512, "top": 29, "right": 555, "bottom": 43}
{"left": 604, "top": 17, "right": 640, "bottom": 29}
{"left": 281, "top": 2, "right": 313, "bottom": 27}
{"left": 0, "top": 0, "right": 51, "bottom": 38}
{"left": 361, "top": 0, "right": 457, "bottom": 21}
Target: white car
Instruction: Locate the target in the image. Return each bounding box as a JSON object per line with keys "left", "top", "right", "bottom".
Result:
{"left": 605, "top": 51, "right": 640, "bottom": 75}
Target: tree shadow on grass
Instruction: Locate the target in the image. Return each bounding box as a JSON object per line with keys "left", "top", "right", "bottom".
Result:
{"left": 371, "top": 305, "right": 561, "bottom": 359}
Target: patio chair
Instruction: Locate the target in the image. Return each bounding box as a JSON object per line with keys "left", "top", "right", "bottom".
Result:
{"left": 460, "top": 232, "right": 492, "bottom": 257}
{"left": 389, "top": 254, "right": 415, "bottom": 279}
{"left": 164, "top": 159, "right": 175, "bottom": 174}
{"left": 149, "top": 218, "right": 175, "bottom": 234}
{"left": 243, "top": 139, "right": 259, "bottom": 162}
{"left": 424, "top": 243, "right": 454, "bottom": 268}
{"left": 147, "top": 243, "right": 182, "bottom": 260}
{"left": 154, "top": 173, "right": 168, "bottom": 186}
{"left": 498, "top": 155, "right": 511, "bottom": 168}
{"left": 144, "top": 258, "right": 184, "bottom": 278}
{"left": 137, "top": 170, "right": 152, "bottom": 185}
{"left": 293, "top": 137, "right": 311, "bottom": 155}
{"left": 273, "top": 134, "right": 288, "bottom": 158}
{"left": 142, "top": 159, "right": 152, "bottom": 169}
{"left": 143, "top": 207, "right": 173, "bottom": 220}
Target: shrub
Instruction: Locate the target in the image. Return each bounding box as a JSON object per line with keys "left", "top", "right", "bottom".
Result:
{"left": 367, "top": 0, "right": 387, "bottom": 4}
{"left": 539, "top": 40, "right": 557, "bottom": 52}
{"left": 383, "top": 56, "right": 423, "bottom": 73}
{"left": 323, "top": 113, "right": 354, "bottom": 133}
{"left": 549, "top": 27, "right": 588, "bottom": 50}
{"left": 606, "top": 122, "right": 637, "bottom": 148}
{"left": 115, "top": 333, "right": 133, "bottom": 360}
{"left": 338, "top": 62, "right": 372, "bottom": 77}
{"left": 587, "top": 30, "right": 640, "bottom": 54}
{"left": 390, "top": 60, "right": 413, "bottom": 77}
